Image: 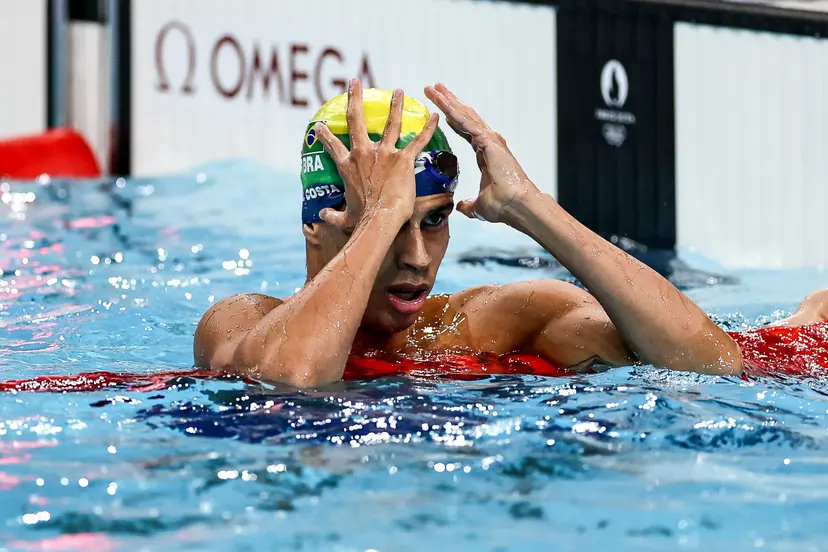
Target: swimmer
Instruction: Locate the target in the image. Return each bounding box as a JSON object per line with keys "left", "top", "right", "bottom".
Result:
{"left": 193, "top": 78, "right": 744, "bottom": 387}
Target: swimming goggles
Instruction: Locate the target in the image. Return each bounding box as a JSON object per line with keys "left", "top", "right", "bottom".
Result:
{"left": 302, "top": 150, "right": 459, "bottom": 225}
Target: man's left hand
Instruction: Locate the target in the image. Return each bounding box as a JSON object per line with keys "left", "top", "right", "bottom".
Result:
{"left": 424, "top": 83, "right": 537, "bottom": 224}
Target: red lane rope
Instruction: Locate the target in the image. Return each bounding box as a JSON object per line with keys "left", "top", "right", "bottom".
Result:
{"left": 0, "top": 369, "right": 228, "bottom": 393}
{"left": 0, "top": 352, "right": 574, "bottom": 393}
{"left": 728, "top": 321, "right": 828, "bottom": 379}
{"left": 1, "top": 323, "right": 826, "bottom": 393}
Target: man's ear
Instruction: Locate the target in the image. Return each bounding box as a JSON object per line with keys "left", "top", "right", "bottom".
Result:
{"left": 302, "top": 222, "right": 324, "bottom": 246}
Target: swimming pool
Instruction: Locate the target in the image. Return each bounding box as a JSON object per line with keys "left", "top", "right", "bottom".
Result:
{"left": 2, "top": 161, "right": 828, "bottom": 551}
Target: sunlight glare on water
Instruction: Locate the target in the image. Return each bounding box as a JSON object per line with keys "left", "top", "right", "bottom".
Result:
{"left": 1, "top": 161, "right": 827, "bottom": 551}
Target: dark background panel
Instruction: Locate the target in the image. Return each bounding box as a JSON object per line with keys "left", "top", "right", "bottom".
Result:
{"left": 557, "top": 0, "right": 676, "bottom": 249}
{"left": 68, "top": 0, "right": 106, "bottom": 22}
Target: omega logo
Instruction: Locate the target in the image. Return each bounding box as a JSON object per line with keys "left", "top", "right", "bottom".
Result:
{"left": 154, "top": 21, "right": 376, "bottom": 106}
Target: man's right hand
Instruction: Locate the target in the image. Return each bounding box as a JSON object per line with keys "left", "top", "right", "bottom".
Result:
{"left": 315, "top": 79, "right": 439, "bottom": 233}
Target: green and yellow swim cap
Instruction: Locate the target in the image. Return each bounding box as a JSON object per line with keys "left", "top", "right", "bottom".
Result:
{"left": 300, "top": 89, "right": 456, "bottom": 224}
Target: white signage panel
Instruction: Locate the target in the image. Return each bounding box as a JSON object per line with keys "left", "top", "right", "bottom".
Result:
{"left": 0, "top": 0, "right": 47, "bottom": 139}
{"left": 132, "top": 0, "right": 558, "bottom": 201}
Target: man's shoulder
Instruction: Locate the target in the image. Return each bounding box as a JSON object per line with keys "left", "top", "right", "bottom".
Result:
{"left": 436, "top": 280, "right": 602, "bottom": 356}
{"left": 199, "top": 293, "right": 284, "bottom": 325}
{"left": 448, "top": 279, "right": 589, "bottom": 315}
{"left": 194, "top": 293, "right": 284, "bottom": 367}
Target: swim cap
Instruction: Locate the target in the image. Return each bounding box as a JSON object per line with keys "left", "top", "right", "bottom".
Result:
{"left": 300, "top": 88, "right": 458, "bottom": 225}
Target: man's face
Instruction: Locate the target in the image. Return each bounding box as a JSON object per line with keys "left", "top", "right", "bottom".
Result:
{"left": 317, "top": 194, "right": 454, "bottom": 334}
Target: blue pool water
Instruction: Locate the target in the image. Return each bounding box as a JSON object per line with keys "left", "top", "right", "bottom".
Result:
{"left": 1, "top": 161, "right": 828, "bottom": 551}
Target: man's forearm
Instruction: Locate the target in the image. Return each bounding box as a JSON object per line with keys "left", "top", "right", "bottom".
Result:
{"left": 504, "top": 189, "right": 742, "bottom": 374}
{"left": 235, "top": 210, "right": 405, "bottom": 385}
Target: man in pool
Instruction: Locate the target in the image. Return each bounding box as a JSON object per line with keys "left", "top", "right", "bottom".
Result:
{"left": 193, "top": 78, "right": 745, "bottom": 387}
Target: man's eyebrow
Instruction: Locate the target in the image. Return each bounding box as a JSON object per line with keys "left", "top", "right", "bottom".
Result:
{"left": 430, "top": 201, "right": 455, "bottom": 213}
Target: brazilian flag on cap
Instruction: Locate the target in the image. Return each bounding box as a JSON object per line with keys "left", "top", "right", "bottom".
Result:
{"left": 300, "top": 89, "right": 453, "bottom": 224}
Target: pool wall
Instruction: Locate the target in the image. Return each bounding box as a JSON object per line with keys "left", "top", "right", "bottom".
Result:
{"left": 0, "top": 0, "right": 48, "bottom": 140}
{"left": 3, "top": 0, "right": 828, "bottom": 269}
{"left": 674, "top": 21, "right": 828, "bottom": 270}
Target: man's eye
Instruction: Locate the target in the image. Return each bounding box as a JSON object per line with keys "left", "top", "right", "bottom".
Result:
{"left": 423, "top": 213, "right": 446, "bottom": 227}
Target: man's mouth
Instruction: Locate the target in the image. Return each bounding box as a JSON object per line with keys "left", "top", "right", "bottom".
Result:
{"left": 385, "top": 284, "right": 429, "bottom": 314}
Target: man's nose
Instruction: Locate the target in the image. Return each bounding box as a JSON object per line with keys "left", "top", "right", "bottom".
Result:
{"left": 396, "top": 226, "right": 431, "bottom": 272}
